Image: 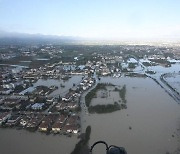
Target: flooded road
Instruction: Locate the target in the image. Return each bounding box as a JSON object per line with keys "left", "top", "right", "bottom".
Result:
{"left": 82, "top": 77, "right": 180, "bottom": 154}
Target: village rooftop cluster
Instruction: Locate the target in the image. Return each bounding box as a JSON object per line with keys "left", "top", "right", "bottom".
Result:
{"left": 0, "top": 44, "right": 180, "bottom": 135}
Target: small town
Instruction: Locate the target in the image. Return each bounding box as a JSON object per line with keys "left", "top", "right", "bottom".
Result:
{"left": 0, "top": 43, "right": 180, "bottom": 154}
{"left": 0, "top": 44, "right": 180, "bottom": 136}
{"left": 1, "top": 1, "right": 180, "bottom": 154}
{"left": 0, "top": 56, "right": 96, "bottom": 135}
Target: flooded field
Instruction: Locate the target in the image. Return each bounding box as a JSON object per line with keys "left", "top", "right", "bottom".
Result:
{"left": 164, "top": 74, "right": 180, "bottom": 94}
{"left": 0, "top": 128, "right": 79, "bottom": 154}
{"left": 147, "top": 63, "right": 180, "bottom": 75}
{"left": 91, "top": 86, "right": 121, "bottom": 106}
{"left": 82, "top": 77, "right": 180, "bottom": 154}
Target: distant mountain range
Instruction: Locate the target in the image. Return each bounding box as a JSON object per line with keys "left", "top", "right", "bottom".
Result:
{"left": 0, "top": 30, "right": 83, "bottom": 45}
{"left": 0, "top": 30, "right": 179, "bottom": 46}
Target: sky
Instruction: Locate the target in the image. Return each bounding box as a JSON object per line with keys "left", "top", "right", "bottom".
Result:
{"left": 0, "top": 0, "right": 180, "bottom": 40}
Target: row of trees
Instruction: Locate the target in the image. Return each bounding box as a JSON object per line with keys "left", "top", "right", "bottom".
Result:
{"left": 88, "top": 102, "right": 121, "bottom": 114}
{"left": 114, "top": 85, "right": 127, "bottom": 104}
{"left": 119, "top": 85, "right": 127, "bottom": 104}
{"left": 85, "top": 84, "right": 128, "bottom": 114}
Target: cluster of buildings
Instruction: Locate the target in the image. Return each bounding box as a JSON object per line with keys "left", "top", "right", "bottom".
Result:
{"left": 51, "top": 77, "right": 96, "bottom": 112}
{"left": 0, "top": 67, "right": 96, "bottom": 135}
{"left": 1, "top": 44, "right": 180, "bottom": 137}
{"left": 0, "top": 112, "right": 80, "bottom": 134}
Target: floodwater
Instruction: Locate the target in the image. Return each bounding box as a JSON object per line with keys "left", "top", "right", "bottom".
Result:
{"left": 0, "top": 76, "right": 83, "bottom": 154}
{"left": 0, "top": 76, "right": 180, "bottom": 154}
{"left": 164, "top": 74, "right": 180, "bottom": 94}
{"left": 148, "top": 63, "right": 180, "bottom": 75}
{"left": 33, "top": 75, "right": 83, "bottom": 97}
{"left": 91, "top": 86, "right": 121, "bottom": 106}
{"left": 82, "top": 77, "right": 180, "bottom": 154}
{"left": 0, "top": 128, "right": 79, "bottom": 154}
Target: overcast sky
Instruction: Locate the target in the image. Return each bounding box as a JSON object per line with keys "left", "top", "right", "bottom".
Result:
{"left": 0, "top": 0, "right": 180, "bottom": 40}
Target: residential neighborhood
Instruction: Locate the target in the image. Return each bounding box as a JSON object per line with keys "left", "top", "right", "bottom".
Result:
{"left": 0, "top": 44, "right": 180, "bottom": 138}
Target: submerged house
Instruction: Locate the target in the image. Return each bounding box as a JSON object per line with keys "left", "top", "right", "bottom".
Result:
{"left": 39, "top": 115, "right": 57, "bottom": 132}
{"left": 52, "top": 115, "right": 67, "bottom": 133}
{"left": 6, "top": 115, "right": 21, "bottom": 127}
{"left": 64, "top": 115, "right": 80, "bottom": 134}
{"left": 26, "top": 115, "right": 44, "bottom": 129}
{"left": 63, "top": 124, "right": 79, "bottom": 134}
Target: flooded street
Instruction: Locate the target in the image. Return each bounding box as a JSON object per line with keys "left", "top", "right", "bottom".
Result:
{"left": 33, "top": 75, "right": 83, "bottom": 97}
{"left": 82, "top": 77, "right": 180, "bottom": 154}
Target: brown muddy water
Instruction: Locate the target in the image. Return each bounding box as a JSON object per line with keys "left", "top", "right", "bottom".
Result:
{"left": 81, "top": 77, "right": 180, "bottom": 154}
{"left": 0, "top": 128, "right": 79, "bottom": 154}
{"left": 0, "top": 77, "right": 180, "bottom": 154}
{"left": 33, "top": 75, "right": 83, "bottom": 97}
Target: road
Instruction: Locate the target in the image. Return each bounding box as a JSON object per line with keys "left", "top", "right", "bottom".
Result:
{"left": 80, "top": 78, "right": 99, "bottom": 115}
{"left": 136, "top": 57, "right": 180, "bottom": 103}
